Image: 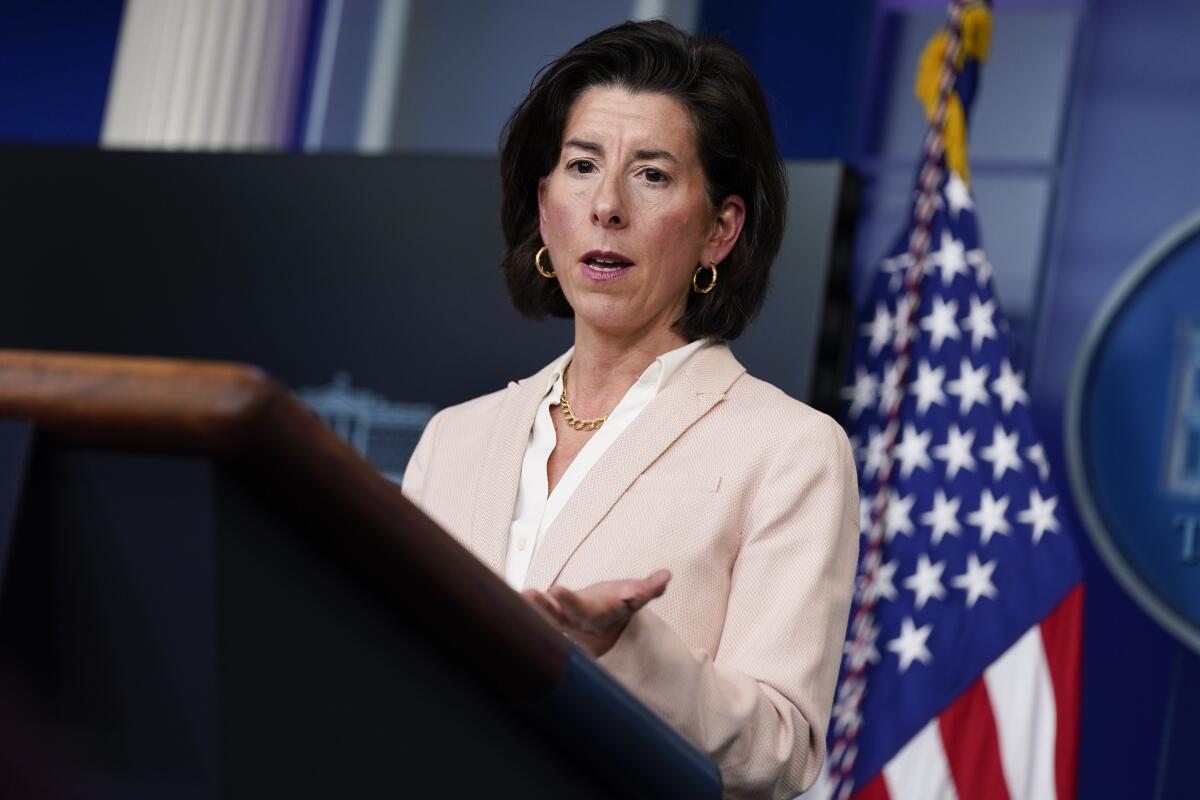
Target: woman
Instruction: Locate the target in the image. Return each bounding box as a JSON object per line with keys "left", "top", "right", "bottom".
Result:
{"left": 403, "top": 19, "right": 858, "bottom": 799}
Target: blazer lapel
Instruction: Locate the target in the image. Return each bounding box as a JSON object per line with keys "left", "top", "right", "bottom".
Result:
{"left": 469, "top": 359, "right": 560, "bottom": 576}
{"left": 524, "top": 344, "right": 746, "bottom": 591}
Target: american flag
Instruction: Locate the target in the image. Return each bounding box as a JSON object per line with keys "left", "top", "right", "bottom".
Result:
{"left": 816, "top": 3, "right": 1084, "bottom": 799}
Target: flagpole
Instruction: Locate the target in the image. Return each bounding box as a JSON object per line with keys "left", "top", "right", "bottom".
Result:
{"left": 827, "top": 1, "right": 969, "bottom": 796}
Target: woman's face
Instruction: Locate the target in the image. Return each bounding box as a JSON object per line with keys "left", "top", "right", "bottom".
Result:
{"left": 538, "top": 86, "right": 743, "bottom": 342}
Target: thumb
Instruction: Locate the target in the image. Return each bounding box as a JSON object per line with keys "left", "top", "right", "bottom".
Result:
{"left": 643, "top": 569, "right": 671, "bottom": 596}
{"left": 622, "top": 569, "right": 671, "bottom": 611}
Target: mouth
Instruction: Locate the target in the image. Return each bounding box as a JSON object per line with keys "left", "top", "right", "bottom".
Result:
{"left": 579, "top": 250, "right": 635, "bottom": 282}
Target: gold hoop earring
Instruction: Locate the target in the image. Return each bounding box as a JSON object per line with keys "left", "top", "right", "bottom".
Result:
{"left": 692, "top": 260, "right": 717, "bottom": 294}
{"left": 535, "top": 245, "right": 555, "bottom": 278}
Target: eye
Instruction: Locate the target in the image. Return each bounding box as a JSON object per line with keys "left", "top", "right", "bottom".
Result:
{"left": 567, "top": 159, "right": 597, "bottom": 175}
{"left": 641, "top": 168, "right": 669, "bottom": 185}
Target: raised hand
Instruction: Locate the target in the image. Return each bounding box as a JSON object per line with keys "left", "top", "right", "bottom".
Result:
{"left": 521, "top": 570, "right": 671, "bottom": 657}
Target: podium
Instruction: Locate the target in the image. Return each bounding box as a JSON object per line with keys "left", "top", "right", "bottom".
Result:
{"left": 0, "top": 351, "right": 720, "bottom": 799}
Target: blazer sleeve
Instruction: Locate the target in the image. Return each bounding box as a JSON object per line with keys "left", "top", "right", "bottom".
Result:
{"left": 401, "top": 409, "right": 445, "bottom": 504}
{"left": 596, "top": 413, "right": 860, "bottom": 800}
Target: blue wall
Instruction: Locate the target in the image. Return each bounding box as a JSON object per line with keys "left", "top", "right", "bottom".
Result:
{"left": 1030, "top": 1, "right": 1200, "bottom": 796}
{"left": 0, "top": 0, "right": 124, "bottom": 145}
{"left": 699, "top": 0, "right": 875, "bottom": 160}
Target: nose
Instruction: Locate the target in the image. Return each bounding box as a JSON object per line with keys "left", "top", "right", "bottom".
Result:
{"left": 591, "top": 171, "right": 627, "bottom": 229}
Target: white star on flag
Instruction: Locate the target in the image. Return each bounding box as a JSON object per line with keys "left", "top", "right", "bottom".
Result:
{"left": 1026, "top": 443, "right": 1051, "bottom": 482}
{"left": 1018, "top": 488, "right": 1060, "bottom": 543}
{"left": 887, "top": 617, "right": 934, "bottom": 672}
{"left": 944, "top": 171, "right": 974, "bottom": 218}
{"left": 980, "top": 424, "right": 1022, "bottom": 481}
{"left": 967, "top": 248, "right": 992, "bottom": 286}
{"left": 933, "top": 424, "right": 977, "bottom": 479}
{"left": 991, "top": 360, "right": 1030, "bottom": 413}
{"left": 919, "top": 295, "right": 961, "bottom": 352}
{"left": 947, "top": 358, "right": 990, "bottom": 414}
{"left": 951, "top": 552, "right": 999, "bottom": 608}
{"left": 930, "top": 230, "right": 969, "bottom": 285}
{"left": 904, "top": 554, "right": 947, "bottom": 610}
{"left": 885, "top": 489, "right": 917, "bottom": 541}
{"left": 895, "top": 424, "right": 933, "bottom": 479}
{"left": 962, "top": 295, "right": 998, "bottom": 350}
{"left": 862, "top": 302, "right": 894, "bottom": 356}
{"left": 921, "top": 489, "right": 963, "bottom": 546}
{"left": 880, "top": 252, "right": 914, "bottom": 275}
{"left": 859, "top": 496, "right": 873, "bottom": 535}
{"left": 842, "top": 367, "right": 879, "bottom": 420}
{"left": 911, "top": 361, "right": 947, "bottom": 415}
{"left": 862, "top": 427, "right": 888, "bottom": 480}
{"left": 968, "top": 489, "right": 1012, "bottom": 546}
{"left": 860, "top": 558, "right": 900, "bottom": 604}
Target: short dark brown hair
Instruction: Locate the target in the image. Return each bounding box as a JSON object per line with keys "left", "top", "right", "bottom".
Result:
{"left": 499, "top": 19, "right": 787, "bottom": 341}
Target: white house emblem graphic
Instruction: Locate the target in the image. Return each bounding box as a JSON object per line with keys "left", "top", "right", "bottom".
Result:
{"left": 297, "top": 373, "right": 435, "bottom": 483}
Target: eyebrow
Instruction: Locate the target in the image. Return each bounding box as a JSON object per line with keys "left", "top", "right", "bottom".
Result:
{"left": 563, "top": 138, "right": 677, "bottom": 163}
{"left": 634, "top": 148, "right": 677, "bottom": 163}
{"left": 563, "top": 138, "right": 602, "bottom": 154}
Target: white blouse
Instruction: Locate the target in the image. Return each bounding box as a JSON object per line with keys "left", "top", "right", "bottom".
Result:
{"left": 503, "top": 338, "right": 712, "bottom": 590}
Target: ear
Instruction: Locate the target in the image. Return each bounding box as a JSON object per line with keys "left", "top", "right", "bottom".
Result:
{"left": 537, "top": 176, "right": 549, "bottom": 243}
{"left": 703, "top": 194, "right": 746, "bottom": 266}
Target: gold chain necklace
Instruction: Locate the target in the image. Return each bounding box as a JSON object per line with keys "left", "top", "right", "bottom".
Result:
{"left": 559, "top": 370, "right": 606, "bottom": 432}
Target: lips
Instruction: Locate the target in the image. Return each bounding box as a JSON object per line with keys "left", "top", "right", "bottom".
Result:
{"left": 579, "top": 250, "right": 635, "bottom": 283}
{"left": 581, "top": 250, "right": 635, "bottom": 268}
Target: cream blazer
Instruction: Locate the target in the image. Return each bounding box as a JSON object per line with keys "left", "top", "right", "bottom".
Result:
{"left": 402, "top": 343, "right": 859, "bottom": 799}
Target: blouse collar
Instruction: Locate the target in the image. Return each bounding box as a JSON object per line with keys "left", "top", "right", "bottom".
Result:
{"left": 542, "top": 338, "right": 714, "bottom": 399}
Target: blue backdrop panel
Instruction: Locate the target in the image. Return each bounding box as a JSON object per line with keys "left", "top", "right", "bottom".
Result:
{"left": 1028, "top": 1, "right": 1200, "bottom": 796}
{"left": 699, "top": 0, "right": 875, "bottom": 160}
{"left": 0, "top": 0, "right": 124, "bottom": 145}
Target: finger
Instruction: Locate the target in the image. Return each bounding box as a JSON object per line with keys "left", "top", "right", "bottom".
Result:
{"left": 547, "top": 584, "right": 590, "bottom": 624}
{"left": 549, "top": 584, "right": 623, "bottom": 635}
{"left": 539, "top": 590, "right": 566, "bottom": 620}
{"left": 618, "top": 569, "right": 672, "bottom": 610}
{"left": 523, "top": 589, "right": 567, "bottom": 625}
{"left": 642, "top": 569, "right": 671, "bottom": 596}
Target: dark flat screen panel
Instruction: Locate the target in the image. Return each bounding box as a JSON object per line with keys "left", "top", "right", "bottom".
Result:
{"left": 0, "top": 148, "right": 852, "bottom": 412}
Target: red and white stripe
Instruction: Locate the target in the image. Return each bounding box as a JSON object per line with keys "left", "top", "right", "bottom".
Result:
{"left": 808, "top": 587, "right": 1082, "bottom": 800}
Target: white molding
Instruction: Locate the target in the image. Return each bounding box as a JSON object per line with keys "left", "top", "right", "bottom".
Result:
{"left": 102, "top": 0, "right": 310, "bottom": 150}
{"left": 227, "top": 0, "right": 269, "bottom": 148}
{"left": 271, "top": 0, "right": 309, "bottom": 146}
{"left": 206, "top": 0, "right": 248, "bottom": 146}
{"left": 161, "top": 0, "right": 206, "bottom": 147}
{"left": 249, "top": 0, "right": 289, "bottom": 146}
{"left": 142, "top": 0, "right": 186, "bottom": 144}
{"left": 303, "top": 0, "right": 344, "bottom": 151}
{"left": 632, "top": 0, "right": 699, "bottom": 29}
{"left": 101, "top": 0, "right": 163, "bottom": 147}
{"left": 182, "top": 0, "right": 226, "bottom": 148}
{"left": 358, "top": 0, "right": 411, "bottom": 153}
